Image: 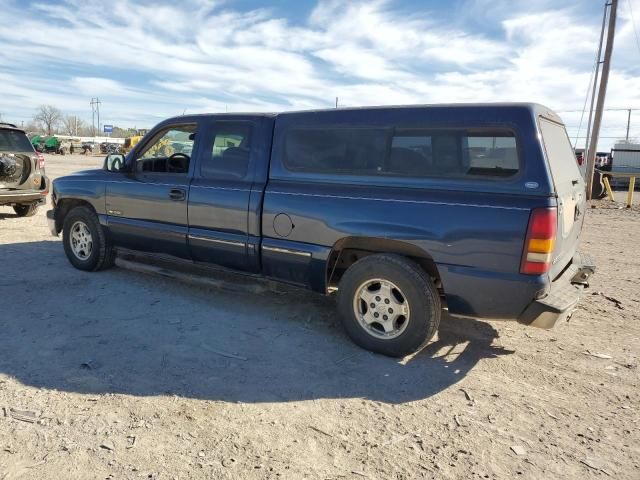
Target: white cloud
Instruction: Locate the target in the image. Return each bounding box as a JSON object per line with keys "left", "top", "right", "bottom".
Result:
{"left": 0, "top": 0, "right": 638, "bottom": 149}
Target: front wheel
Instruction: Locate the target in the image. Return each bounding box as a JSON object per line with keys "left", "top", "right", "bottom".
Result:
{"left": 337, "top": 254, "right": 441, "bottom": 357}
{"left": 62, "top": 206, "right": 115, "bottom": 271}
{"left": 13, "top": 203, "right": 39, "bottom": 217}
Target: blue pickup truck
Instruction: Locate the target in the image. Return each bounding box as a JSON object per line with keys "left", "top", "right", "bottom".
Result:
{"left": 47, "top": 103, "right": 594, "bottom": 357}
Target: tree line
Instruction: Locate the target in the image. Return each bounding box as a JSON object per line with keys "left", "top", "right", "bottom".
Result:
{"left": 20, "top": 105, "right": 134, "bottom": 138}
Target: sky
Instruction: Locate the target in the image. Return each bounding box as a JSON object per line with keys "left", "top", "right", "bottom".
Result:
{"left": 1, "top": 0, "right": 640, "bottom": 150}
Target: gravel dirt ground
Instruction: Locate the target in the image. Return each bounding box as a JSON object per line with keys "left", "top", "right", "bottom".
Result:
{"left": 0, "top": 154, "right": 638, "bottom": 480}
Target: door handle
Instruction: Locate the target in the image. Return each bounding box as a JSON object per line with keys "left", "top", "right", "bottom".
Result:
{"left": 169, "top": 188, "right": 186, "bottom": 201}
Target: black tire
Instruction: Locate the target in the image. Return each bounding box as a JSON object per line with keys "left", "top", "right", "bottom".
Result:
{"left": 337, "top": 254, "right": 441, "bottom": 357}
{"left": 62, "top": 206, "right": 115, "bottom": 271}
{"left": 592, "top": 170, "right": 606, "bottom": 199}
{"left": 13, "top": 203, "right": 39, "bottom": 217}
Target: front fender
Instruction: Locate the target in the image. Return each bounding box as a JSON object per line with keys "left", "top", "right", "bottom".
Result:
{"left": 52, "top": 170, "right": 108, "bottom": 216}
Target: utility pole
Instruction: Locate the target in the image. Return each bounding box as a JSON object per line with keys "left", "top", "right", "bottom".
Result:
{"left": 90, "top": 99, "right": 95, "bottom": 136}
{"left": 625, "top": 108, "right": 631, "bottom": 142}
{"left": 90, "top": 97, "right": 102, "bottom": 137}
{"left": 584, "top": 2, "right": 608, "bottom": 156}
{"left": 586, "top": 0, "right": 618, "bottom": 200}
{"left": 335, "top": 97, "right": 339, "bottom": 109}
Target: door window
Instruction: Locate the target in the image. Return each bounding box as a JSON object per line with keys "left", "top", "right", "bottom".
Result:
{"left": 201, "top": 123, "right": 252, "bottom": 178}
{"left": 135, "top": 124, "right": 196, "bottom": 174}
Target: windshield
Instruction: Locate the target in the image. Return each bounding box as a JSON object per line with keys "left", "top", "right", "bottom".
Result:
{"left": 0, "top": 129, "right": 34, "bottom": 152}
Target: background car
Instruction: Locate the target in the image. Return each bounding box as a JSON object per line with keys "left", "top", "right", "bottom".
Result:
{"left": 0, "top": 122, "right": 49, "bottom": 216}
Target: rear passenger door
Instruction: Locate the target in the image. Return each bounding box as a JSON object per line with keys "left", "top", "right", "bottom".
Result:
{"left": 188, "top": 118, "right": 258, "bottom": 272}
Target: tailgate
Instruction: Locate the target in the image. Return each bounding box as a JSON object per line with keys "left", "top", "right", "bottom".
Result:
{"left": 538, "top": 117, "right": 586, "bottom": 280}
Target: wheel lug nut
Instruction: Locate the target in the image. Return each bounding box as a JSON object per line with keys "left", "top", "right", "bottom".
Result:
{"left": 384, "top": 299, "right": 390, "bottom": 304}
{"left": 375, "top": 296, "right": 381, "bottom": 301}
{"left": 383, "top": 315, "right": 388, "bottom": 320}
{"left": 374, "top": 312, "right": 379, "bottom": 318}
{"left": 370, "top": 303, "right": 375, "bottom": 308}
{"left": 389, "top": 308, "right": 393, "bottom": 313}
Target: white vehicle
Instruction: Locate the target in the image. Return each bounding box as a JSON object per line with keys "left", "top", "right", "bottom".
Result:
{"left": 611, "top": 143, "right": 640, "bottom": 172}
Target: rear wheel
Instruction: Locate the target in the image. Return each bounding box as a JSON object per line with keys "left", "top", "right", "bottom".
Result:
{"left": 13, "top": 203, "right": 39, "bottom": 217}
{"left": 337, "top": 254, "right": 441, "bottom": 357}
{"left": 62, "top": 206, "right": 115, "bottom": 271}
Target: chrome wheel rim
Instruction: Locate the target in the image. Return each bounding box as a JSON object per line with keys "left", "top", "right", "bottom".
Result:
{"left": 70, "top": 221, "right": 93, "bottom": 261}
{"left": 353, "top": 278, "right": 410, "bottom": 339}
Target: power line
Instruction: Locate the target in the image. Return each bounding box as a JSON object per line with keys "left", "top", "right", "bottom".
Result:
{"left": 573, "top": 135, "right": 638, "bottom": 138}
{"left": 627, "top": 0, "right": 640, "bottom": 55}
{"left": 573, "top": 40, "right": 600, "bottom": 148}
{"left": 557, "top": 107, "right": 640, "bottom": 112}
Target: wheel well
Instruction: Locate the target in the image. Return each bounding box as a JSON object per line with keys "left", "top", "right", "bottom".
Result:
{"left": 327, "top": 237, "right": 442, "bottom": 291}
{"left": 55, "top": 199, "right": 96, "bottom": 233}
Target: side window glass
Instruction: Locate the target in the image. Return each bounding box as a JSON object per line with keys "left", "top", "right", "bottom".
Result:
{"left": 135, "top": 125, "right": 196, "bottom": 174}
{"left": 201, "top": 123, "right": 252, "bottom": 178}
{"left": 389, "top": 135, "right": 432, "bottom": 175}
{"left": 285, "top": 128, "right": 387, "bottom": 174}
{"left": 464, "top": 134, "right": 518, "bottom": 176}
{"left": 284, "top": 127, "right": 519, "bottom": 178}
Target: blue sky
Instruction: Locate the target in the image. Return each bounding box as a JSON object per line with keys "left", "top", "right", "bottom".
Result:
{"left": 1, "top": 0, "right": 640, "bottom": 149}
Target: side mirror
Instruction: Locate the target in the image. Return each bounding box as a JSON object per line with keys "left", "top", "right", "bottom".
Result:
{"left": 104, "top": 154, "right": 126, "bottom": 172}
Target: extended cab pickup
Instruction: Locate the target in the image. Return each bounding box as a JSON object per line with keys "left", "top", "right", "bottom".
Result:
{"left": 47, "top": 104, "right": 595, "bottom": 357}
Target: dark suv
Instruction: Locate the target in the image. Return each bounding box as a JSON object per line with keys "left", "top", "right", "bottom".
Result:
{"left": 0, "top": 123, "right": 49, "bottom": 216}
{"left": 47, "top": 104, "right": 595, "bottom": 357}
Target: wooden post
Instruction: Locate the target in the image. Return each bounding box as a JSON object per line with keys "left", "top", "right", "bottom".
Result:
{"left": 585, "top": 2, "right": 608, "bottom": 156}
{"left": 603, "top": 176, "right": 615, "bottom": 200}
{"left": 586, "top": 0, "right": 618, "bottom": 200}
{"left": 627, "top": 176, "right": 636, "bottom": 208}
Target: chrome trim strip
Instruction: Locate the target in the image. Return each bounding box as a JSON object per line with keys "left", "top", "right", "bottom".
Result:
{"left": 262, "top": 245, "right": 312, "bottom": 257}
{"left": 188, "top": 235, "right": 245, "bottom": 248}
{"left": 191, "top": 185, "right": 251, "bottom": 193}
{"left": 61, "top": 179, "right": 189, "bottom": 188}
{"left": 0, "top": 191, "right": 47, "bottom": 197}
{"left": 267, "top": 190, "right": 529, "bottom": 211}
{"left": 62, "top": 179, "right": 251, "bottom": 192}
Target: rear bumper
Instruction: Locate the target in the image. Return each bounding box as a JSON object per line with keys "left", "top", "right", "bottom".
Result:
{"left": 518, "top": 252, "right": 596, "bottom": 329}
{"left": 0, "top": 177, "right": 49, "bottom": 205}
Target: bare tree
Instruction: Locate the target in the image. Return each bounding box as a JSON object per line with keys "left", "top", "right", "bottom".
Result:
{"left": 33, "top": 105, "right": 62, "bottom": 135}
{"left": 23, "top": 120, "right": 43, "bottom": 134}
{"left": 62, "top": 115, "right": 85, "bottom": 136}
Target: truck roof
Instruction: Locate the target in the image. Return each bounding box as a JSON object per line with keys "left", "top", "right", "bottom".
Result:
{"left": 0, "top": 122, "right": 25, "bottom": 133}
{"left": 162, "top": 102, "right": 563, "bottom": 125}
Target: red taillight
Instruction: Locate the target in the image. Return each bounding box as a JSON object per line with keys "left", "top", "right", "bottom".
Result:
{"left": 576, "top": 154, "right": 584, "bottom": 166}
{"left": 520, "top": 207, "right": 557, "bottom": 275}
{"left": 36, "top": 152, "right": 45, "bottom": 170}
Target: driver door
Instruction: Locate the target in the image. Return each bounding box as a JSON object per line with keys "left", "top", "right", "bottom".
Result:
{"left": 106, "top": 121, "right": 200, "bottom": 259}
